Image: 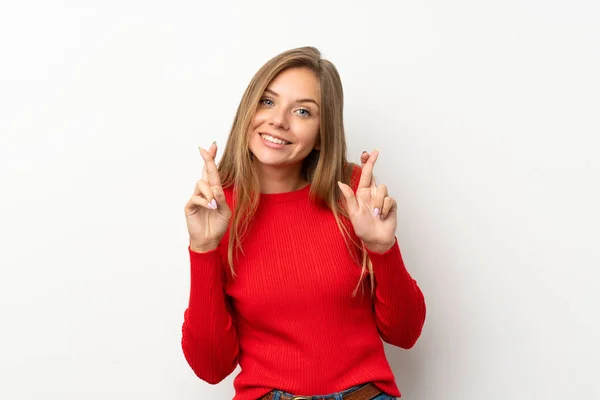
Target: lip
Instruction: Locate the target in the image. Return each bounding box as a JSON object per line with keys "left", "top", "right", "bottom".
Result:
{"left": 258, "top": 132, "right": 292, "bottom": 144}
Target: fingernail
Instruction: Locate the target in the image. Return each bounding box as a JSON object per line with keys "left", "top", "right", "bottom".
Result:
{"left": 374, "top": 208, "right": 380, "bottom": 216}
{"left": 210, "top": 199, "right": 217, "bottom": 208}
{"left": 362, "top": 151, "right": 368, "bottom": 155}
{"left": 212, "top": 141, "right": 216, "bottom": 146}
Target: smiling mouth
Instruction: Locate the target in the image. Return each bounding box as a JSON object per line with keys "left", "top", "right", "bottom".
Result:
{"left": 259, "top": 132, "right": 292, "bottom": 145}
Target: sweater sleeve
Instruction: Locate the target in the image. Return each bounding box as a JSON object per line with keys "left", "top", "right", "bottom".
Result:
{"left": 367, "top": 237, "right": 426, "bottom": 349}
{"left": 181, "top": 245, "right": 239, "bottom": 384}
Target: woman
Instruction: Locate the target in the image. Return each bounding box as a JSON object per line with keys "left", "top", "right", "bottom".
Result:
{"left": 182, "top": 46, "right": 426, "bottom": 400}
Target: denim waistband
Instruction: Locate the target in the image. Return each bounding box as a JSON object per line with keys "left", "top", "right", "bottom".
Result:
{"left": 271, "top": 382, "right": 370, "bottom": 400}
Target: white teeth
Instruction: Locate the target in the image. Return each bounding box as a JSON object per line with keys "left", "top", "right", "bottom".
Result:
{"left": 260, "top": 134, "right": 289, "bottom": 145}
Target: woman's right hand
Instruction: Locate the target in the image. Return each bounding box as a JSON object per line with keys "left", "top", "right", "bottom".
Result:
{"left": 184, "top": 142, "right": 232, "bottom": 252}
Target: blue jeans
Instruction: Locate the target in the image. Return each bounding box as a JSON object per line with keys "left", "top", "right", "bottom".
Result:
{"left": 269, "top": 383, "right": 398, "bottom": 400}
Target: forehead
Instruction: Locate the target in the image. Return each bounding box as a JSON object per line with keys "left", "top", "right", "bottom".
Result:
{"left": 267, "top": 67, "right": 320, "bottom": 98}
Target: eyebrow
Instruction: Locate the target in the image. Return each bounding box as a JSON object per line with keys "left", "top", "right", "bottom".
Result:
{"left": 264, "top": 88, "right": 319, "bottom": 108}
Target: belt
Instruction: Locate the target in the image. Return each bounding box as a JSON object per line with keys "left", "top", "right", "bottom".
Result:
{"left": 260, "top": 382, "right": 383, "bottom": 400}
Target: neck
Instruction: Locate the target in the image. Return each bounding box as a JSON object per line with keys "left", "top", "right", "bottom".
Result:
{"left": 255, "top": 163, "right": 308, "bottom": 194}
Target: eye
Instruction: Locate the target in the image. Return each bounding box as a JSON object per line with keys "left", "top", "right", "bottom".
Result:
{"left": 259, "top": 98, "right": 274, "bottom": 106}
{"left": 296, "top": 108, "right": 311, "bottom": 118}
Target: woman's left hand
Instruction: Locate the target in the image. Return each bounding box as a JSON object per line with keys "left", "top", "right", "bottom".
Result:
{"left": 337, "top": 149, "right": 397, "bottom": 254}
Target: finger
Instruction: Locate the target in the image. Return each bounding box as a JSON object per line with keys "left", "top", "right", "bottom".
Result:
{"left": 357, "top": 149, "right": 379, "bottom": 189}
{"left": 360, "top": 151, "right": 369, "bottom": 168}
{"left": 195, "top": 179, "right": 217, "bottom": 208}
{"left": 361, "top": 151, "right": 377, "bottom": 190}
{"left": 373, "top": 184, "right": 388, "bottom": 217}
{"left": 199, "top": 146, "right": 223, "bottom": 188}
{"left": 380, "top": 196, "right": 397, "bottom": 220}
{"left": 192, "top": 179, "right": 217, "bottom": 209}
{"left": 337, "top": 181, "right": 358, "bottom": 215}
{"left": 370, "top": 174, "right": 378, "bottom": 196}
{"left": 200, "top": 142, "right": 218, "bottom": 182}
{"left": 188, "top": 194, "right": 214, "bottom": 210}
{"left": 185, "top": 193, "right": 215, "bottom": 214}
{"left": 360, "top": 151, "right": 374, "bottom": 192}
{"left": 200, "top": 142, "right": 218, "bottom": 181}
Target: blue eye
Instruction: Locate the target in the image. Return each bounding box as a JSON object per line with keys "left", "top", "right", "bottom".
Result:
{"left": 296, "top": 109, "right": 311, "bottom": 117}
{"left": 260, "top": 98, "right": 311, "bottom": 118}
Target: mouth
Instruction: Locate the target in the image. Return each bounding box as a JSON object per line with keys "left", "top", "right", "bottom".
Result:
{"left": 259, "top": 132, "right": 292, "bottom": 145}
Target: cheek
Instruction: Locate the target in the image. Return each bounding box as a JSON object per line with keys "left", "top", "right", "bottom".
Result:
{"left": 301, "top": 121, "right": 320, "bottom": 143}
{"left": 252, "top": 110, "right": 268, "bottom": 128}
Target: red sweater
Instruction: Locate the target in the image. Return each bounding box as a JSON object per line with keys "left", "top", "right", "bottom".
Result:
{"left": 181, "top": 167, "right": 426, "bottom": 400}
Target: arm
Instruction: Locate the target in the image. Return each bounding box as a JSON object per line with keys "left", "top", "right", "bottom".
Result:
{"left": 181, "top": 245, "right": 239, "bottom": 384}
{"left": 367, "top": 237, "right": 426, "bottom": 349}
{"left": 345, "top": 162, "right": 426, "bottom": 347}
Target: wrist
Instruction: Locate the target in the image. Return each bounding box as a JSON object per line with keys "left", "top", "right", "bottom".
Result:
{"left": 364, "top": 239, "right": 395, "bottom": 254}
{"left": 189, "top": 239, "right": 219, "bottom": 253}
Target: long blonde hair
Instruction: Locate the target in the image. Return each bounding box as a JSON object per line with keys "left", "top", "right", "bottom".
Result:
{"left": 217, "top": 46, "right": 374, "bottom": 297}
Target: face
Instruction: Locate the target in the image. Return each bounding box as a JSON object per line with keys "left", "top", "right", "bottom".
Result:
{"left": 248, "top": 67, "right": 321, "bottom": 170}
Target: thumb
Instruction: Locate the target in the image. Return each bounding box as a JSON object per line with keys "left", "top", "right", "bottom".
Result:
{"left": 211, "top": 186, "right": 231, "bottom": 215}
{"left": 337, "top": 181, "right": 358, "bottom": 214}
{"left": 212, "top": 186, "right": 226, "bottom": 204}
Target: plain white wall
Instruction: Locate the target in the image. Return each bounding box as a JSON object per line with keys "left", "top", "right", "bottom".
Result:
{"left": 1, "top": 1, "right": 598, "bottom": 399}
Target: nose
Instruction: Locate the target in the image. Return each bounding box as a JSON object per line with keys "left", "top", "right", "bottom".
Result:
{"left": 269, "top": 108, "right": 289, "bottom": 130}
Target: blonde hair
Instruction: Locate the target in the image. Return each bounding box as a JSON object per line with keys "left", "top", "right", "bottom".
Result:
{"left": 217, "top": 46, "right": 374, "bottom": 297}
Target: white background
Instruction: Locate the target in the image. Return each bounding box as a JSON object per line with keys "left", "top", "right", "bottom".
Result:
{"left": 1, "top": 1, "right": 599, "bottom": 399}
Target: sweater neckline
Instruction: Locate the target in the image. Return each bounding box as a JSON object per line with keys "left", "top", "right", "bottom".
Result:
{"left": 259, "top": 183, "right": 311, "bottom": 203}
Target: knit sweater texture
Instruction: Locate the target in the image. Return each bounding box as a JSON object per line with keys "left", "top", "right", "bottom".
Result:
{"left": 181, "top": 166, "right": 426, "bottom": 399}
